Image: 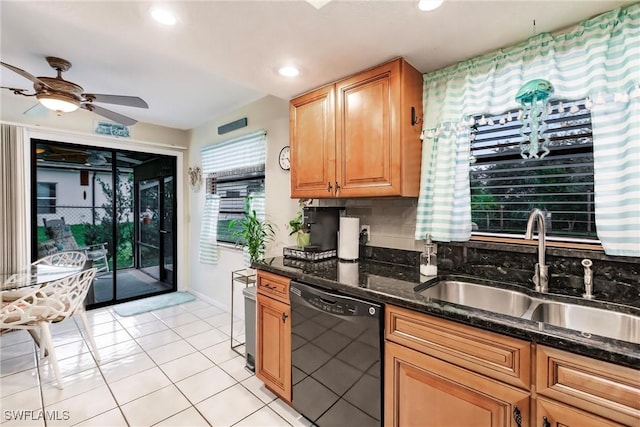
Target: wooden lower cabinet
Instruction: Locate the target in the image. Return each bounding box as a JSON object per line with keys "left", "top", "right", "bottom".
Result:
{"left": 536, "top": 397, "right": 624, "bottom": 427}
{"left": 256, "top": 292, "right": 291, "bottom": 402}
{"left": 535, "top": 345, "right": 639, "bottom": 426}
{"left": 385, "top": 341, "right": 530, "bottom": 427}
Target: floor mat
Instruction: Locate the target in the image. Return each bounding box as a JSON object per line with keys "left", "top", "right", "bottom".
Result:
{"left": 113, "top": 292, "right": 195, "bottom": 317}
{"left": 92, "top": 270, "right": 171, "bottom": 303}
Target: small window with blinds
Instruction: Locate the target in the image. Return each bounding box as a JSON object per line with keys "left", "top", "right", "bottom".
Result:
{"left": 470, "top": 99, "right": 597, "bottom": 241}
{"left": 207, "top": 165, "right": 265, "bottom": 244}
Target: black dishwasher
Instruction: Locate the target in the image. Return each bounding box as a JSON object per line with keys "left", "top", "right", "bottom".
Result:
{"left": 289, "top": 281, "right": 383, "bottom": 427}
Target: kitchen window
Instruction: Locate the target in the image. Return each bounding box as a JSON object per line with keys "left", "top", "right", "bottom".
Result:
{"left": 37, "top": 182, "right": 57, "bottom": 214}
{"left": 470, "top": 99, "right": 597, "bottom": 241}
{"left": 206, "top": 166, "right": 265, "bottom": 244}
{"left": 199, "top": 130, "right": 267, "bottom": 264}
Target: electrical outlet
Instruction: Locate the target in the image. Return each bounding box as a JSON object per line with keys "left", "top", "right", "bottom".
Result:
{"left": 360, "top": 225, "right": 371, "bottom": 242}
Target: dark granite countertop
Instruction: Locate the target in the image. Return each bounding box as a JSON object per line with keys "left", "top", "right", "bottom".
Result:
{"left": 256, "top": 256, "right": 640, "bottom": 370}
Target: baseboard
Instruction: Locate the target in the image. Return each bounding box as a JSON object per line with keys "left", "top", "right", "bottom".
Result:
{"left": 187, "top": 288, "right": 229, "bottom": 313}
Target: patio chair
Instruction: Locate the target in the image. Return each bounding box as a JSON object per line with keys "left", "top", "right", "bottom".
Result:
{"left": 33, "top": 251, "right": 87, "bottom": 268}
{"left": 0, "top": 268, "right": 100, "bottom": 389}
{"left": 41, "top": 217, "right": 109, "bottom": 272}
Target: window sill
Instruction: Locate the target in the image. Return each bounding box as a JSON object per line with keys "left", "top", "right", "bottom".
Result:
{"left": 470, "top": 235, "right": 604, "bottom": 252}
{"left": 217, "top": 241, "right": 242, "bottom": 251}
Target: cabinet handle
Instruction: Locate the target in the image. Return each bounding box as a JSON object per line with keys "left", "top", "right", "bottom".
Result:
{"left": 282, "top": 312, "right": 288, "bottom": 323}
{"left": 335, "top": 181, "right": 340, "bottom": 195}
{"left": 327, "top": 181, "right": 332, "bottom": 192}
{"left": 542, "top": 416, "right": 550, "bottom": 427}
{"left": 513, "top": 406, "right": 522, "bottom": 427}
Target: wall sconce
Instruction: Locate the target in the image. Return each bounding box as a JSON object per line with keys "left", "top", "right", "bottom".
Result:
{"left": 189, "top": 166, "right": 202, "bottom": 192}
{"left": 515, "top": 79, "right": 554, "bottom": 159}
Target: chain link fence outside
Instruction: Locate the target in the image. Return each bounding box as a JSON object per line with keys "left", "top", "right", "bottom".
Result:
{"left": 37, "top": 205, "right": 134, "bottom": 270}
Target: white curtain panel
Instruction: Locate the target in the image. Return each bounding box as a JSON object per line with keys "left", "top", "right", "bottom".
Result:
{"left": 415, "top": 3, "right": 640, "bottom": 255}
{"left": 0, "top": 124, "right": 28, "bottom": 275}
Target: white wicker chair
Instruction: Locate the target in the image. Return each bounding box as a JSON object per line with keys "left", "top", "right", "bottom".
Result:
{"left": 1, "top": 251, "right": 87, "bottom": 299}
{"left": 32, "top": 251, "right": 87, "bottom": 268}
{"left": 0, "top": 268, "right": 100, "bottom": 389}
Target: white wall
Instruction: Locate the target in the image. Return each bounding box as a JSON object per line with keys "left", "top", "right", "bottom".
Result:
{"left": 187, "top": 95, "right": 298, "bottom": 315}
{"left": 1, "top": 93, "right": 189, "bottom": 148}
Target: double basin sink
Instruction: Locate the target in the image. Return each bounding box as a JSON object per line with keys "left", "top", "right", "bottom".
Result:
{"left": 415, "top": 278, "right": 640, "bottom": 345}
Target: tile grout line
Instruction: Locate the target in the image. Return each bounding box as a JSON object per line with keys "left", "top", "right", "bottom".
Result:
{"left": 3, "top": 298, "right": 299, "bottom": 427}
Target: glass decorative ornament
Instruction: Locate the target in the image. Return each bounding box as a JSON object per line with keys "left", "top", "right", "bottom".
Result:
{"left": 515, "top": 79, "right": 554, "bottom": 159}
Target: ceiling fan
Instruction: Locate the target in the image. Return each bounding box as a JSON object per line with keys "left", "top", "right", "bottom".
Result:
{"left": 1, "top": 56, "right": 148, "bottom": 126}
{"left": 36, "top": 144, "right": 110, "bottom": 166}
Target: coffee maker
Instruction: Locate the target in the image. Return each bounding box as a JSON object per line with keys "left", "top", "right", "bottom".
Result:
{"left": 303, "top": 206, "right": 344, "bottom": 251}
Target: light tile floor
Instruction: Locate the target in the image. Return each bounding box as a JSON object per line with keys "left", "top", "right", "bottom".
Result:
{"left": 0, "top": 295, "right": 312, "bottom": 427}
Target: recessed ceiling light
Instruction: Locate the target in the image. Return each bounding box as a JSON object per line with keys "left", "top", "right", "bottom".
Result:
{"left": 418, "top": 0, "right": 444, "bottom": 11}
{"left": 150, "top": 7, "right": 177, "bottom": 25}
{"left": 278, "top": 66, "right": 300, "bottom": 77}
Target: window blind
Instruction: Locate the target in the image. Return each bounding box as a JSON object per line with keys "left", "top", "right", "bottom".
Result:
{"left": 199, "top": 195, "right": 220, "bottom": 265}
{"left": 201, "top": 130, "right": 266, "bottom": 174}
{"left": 470, "top": 99, "right": 597, "bottom": 239}
{"left": 199, "top": 130, "right": 267, "bottom": 264}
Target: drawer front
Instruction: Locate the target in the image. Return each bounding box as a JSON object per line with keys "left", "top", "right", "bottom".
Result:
{"left": 386, "top": 305, "right": 531, "bottom": 390}
{"left": 257, "top": 270, "right": 290, "bottom": 304}
{"left": 536, "top": 345, "right": 640, "bottom": 426}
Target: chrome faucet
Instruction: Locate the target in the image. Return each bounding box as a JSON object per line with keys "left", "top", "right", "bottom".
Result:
{"left": 525, "top": 208, "right": 549, "bottom": 292}
{"left": 582, "top": 259, "right": 594, "bottom": 299}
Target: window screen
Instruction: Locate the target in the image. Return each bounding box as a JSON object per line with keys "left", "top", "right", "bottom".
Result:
{"left": 37, "top": 182, "right": 56, "bottom": 214}
{"left": 469, "top": 99, "right": 597, "bottom": 240}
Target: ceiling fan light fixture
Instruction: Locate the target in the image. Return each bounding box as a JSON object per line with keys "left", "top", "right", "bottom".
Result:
{"left": 150, "top": 7, "right": 177, "bottom": 26}
{"left": 86, "top": 153, "right": 107, "bottom": 166}
{"left": 418, "top": 0, "right": 444, "bottom": 11}
{"left": 37, "top": 93, "right": 80, "bottom": 113}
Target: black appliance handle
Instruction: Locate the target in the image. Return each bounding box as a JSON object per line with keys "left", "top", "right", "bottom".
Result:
{"left": 290, "top": 281, "right": 382, "bottom": 318}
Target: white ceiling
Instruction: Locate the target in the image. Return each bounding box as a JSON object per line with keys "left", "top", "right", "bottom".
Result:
{"left": 0, "top": 0, "right": 633, "bottom": 130}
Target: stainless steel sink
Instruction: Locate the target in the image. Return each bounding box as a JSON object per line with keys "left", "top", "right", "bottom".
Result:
{"left": 417, "top": 280, "right": 533, "bottom": 318}
{"left": 529, "top": 301, "right": 640, "bottom": 344}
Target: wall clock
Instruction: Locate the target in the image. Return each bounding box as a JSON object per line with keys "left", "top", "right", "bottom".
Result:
{"left": 279, "top": 145, "right": 291, "bottom": 171}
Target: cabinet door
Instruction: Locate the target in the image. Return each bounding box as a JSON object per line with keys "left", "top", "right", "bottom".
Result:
{"left": 385, "top": 341, "right": 530, "bottom": 427}
{"left": 290, "top": 84, "right": 336, "bottom": 198}
{"left": 256, "top": 293, "right": 291, "bottom": 402}
{"left": 335, "top": 60, "right": 400, "bottom": 197}
{"left": 536, "top": 345, "right": 639, "bottom": 425}
{"left": 536, "top": 397, "right": 623, "bottom": 427}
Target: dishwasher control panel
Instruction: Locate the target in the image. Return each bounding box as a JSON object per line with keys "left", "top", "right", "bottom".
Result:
{"left": 307, "top": 295, "right": 358, "bottom": 315}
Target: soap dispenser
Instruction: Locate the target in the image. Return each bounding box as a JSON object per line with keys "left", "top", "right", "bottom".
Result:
{"left": 420, "top": 234, "right": 438, "bottom": 276}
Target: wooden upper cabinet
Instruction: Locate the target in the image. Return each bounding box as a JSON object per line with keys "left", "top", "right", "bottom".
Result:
{"left": 290, "top": 84, "right": 336, "bottom": 198}
{"left": 290, "top": 57, "right": 423, "bottom": 198}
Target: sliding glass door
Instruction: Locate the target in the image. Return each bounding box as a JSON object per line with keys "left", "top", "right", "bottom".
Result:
{"left": 31, "top": 139, "right": 177, "bottom": 308}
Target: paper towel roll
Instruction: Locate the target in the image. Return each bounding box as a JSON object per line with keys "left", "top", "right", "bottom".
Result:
{"left": 338, "top": 261, "right": 359, "bottom": 285}
{"left": 338, "top": 217, "right": 360, "bottom": 261}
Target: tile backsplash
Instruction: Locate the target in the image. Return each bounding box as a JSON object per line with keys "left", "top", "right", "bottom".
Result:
{"left": 319, "top": 197, "right": 421, "bottom": 251}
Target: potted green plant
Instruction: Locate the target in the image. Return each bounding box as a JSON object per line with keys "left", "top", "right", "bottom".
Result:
{"left": 229, "top": 197, "right": 275, "bottom": 265}
{"left": 288, "top": 199, "right": 312, "bottom": 248}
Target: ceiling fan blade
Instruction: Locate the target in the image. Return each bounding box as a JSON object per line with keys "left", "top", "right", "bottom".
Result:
{"left": 24, "top": 103, "right": 50, "bottom": 117}
{"left": 83, "top": 94, "right": 148, "bottom": 108}
{"left": 1, "top": 62, "right": 50, "bottom": 88}
{"left": 82, "top": 104, "right": 138, "bottom": 126}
